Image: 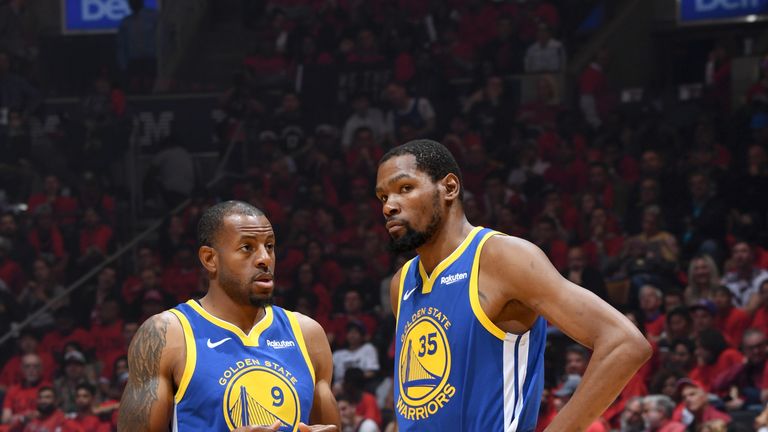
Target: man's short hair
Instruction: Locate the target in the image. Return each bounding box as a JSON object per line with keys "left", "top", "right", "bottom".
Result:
{"left": 643, "top": 394, "right": 675, "bottom": 418}
{"left": 76, "top": 383, "right": 95, "bottom": 395}
{"left": 197, "top": 201, "right": 265, "bottom": 247}
{"left": 38, "top": 385, "right": 55, "bottom": 395}
{"left": 565, "top": 344, "right": 590, "bottom": 359}
{"left": 380, "top": 139, "right": 464, "bottom": 200}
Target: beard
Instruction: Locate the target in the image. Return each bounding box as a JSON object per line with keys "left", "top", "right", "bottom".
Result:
{"left": 37, "top": 403, "right": 55, "bottom": 416}
{"left": 388, "top": 191, "right": 442, "bottom": 253}
{"left": 219, "top": 266, "right": 274, "bottom": 308}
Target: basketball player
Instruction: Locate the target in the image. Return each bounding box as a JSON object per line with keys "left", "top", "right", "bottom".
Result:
{"left": 375, "top": 140, "right": 651, "bottom": 431}
{"left": 118, "top": 202, "right": 339, "bottom": 431}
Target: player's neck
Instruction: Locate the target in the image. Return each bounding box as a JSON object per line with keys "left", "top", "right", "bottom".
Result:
{"left": 416, "top": 216, "right": 473, "bottom": 275}
{"left": 198, "top": 289, "right": 267, "bottom": 334}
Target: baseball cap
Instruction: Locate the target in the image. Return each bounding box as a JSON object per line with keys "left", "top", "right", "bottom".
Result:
{"left": 688, "top": 299, "right": 716, "bottom": 316}
{"left": 143, "top": 290, "right": 163, "bottom": 303}
{"left": 675, "top": 377, "right": 705, "bottom": 397}
{"left": 554, "top": 374, "right": 581, "bottom": 397}
{"left": 64, "top": 350, "right": 86, "bottom": 364}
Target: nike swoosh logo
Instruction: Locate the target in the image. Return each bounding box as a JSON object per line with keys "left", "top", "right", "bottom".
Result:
{"left": 206, "top": 337, "right": 231, "bottom": 349}
{"left": 403, "top": 286, "right": 418, "bottom": 301}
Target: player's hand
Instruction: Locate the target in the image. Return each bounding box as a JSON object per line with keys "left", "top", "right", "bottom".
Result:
{"left": 231, "top": 421, "right": 281, "bottom": 431}
{"left": 297, "top": 422, "right": 338, "bottom": 432}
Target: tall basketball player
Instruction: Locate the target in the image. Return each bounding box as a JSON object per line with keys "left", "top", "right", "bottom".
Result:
{"left": 375, "top": 140, "right": 651, "bottom": 431}
{"left": 118, "top": 202, "right": 339, "bottom": 432}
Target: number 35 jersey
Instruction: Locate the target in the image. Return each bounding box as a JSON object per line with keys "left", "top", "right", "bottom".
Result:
{"left": 169, "top": 300, "right": 315, "bottom": 432}
{"left": 394, "top": 227, "right": 547, "bottom": 432}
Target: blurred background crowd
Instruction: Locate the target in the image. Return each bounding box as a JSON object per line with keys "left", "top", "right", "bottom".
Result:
{"left": 0, "top": 0, "right": 767, "bottom": 430}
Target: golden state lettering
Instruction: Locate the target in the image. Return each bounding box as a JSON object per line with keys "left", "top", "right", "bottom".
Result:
{"left": 397, "top": 307, "right": 455, "bottom": 421}
{"left": 219, "top": 358, "right": 299, "bottom": 386}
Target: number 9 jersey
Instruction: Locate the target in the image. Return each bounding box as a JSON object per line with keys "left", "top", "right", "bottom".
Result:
{"left": 169, "top": 300, "right": 315, "bottom": 432}
{"left": 394, "top": 227, "right": 547, "bottom": 432}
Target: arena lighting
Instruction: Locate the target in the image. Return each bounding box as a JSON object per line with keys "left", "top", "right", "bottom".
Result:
{"left": 746, "top": 14, "right": 758, "bottom": 21}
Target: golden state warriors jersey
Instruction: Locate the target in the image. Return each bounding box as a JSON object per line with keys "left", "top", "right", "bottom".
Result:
{"left": 394, "top": 227, "right": 546, "bottom": 432}
{"left": 168, "top": 300, "right": 315, "bottom": 432}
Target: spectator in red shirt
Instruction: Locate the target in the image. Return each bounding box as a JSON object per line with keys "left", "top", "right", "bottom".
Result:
{"left": 712, "top": 329, "right": 767, "bottom": 409}
{"left": 1, "top": 354, "right": 48, "bottom": 426}
{"left": 77, "top": 207, "right": 113, "bottom": 263}
{"left": 341, "top": 368, "right": 382, "bottom": 426}
{"left": 673, "top": 378, "right": 731, "bottom": 428}
{"left": 579, "top": 49, "right": 611, "bottom": 129}
{"left": 161, "top": 247, "right": 200, "bottom": 302}
{"left": 329, "top": 290, "right": 378, "bottom": 348}
{"left": 18, "top": 386, "right": 83, "bottom": 432}
{"left": 531, "top": 217, "right": 567, "bottom": 271}
{"left": 752, "top": 279, "right": 768, "bottom": 335}
{"left": 690, "top": 329, "right": 744, "bottom": 390}
{"left": 711, "top": 285, "right": 750, "bottom": 348}
{"left": 26, "top": 175, "right": 79, "bottom": 229}
{"left": 642, "top": 395, "right": 685, "bottom": 432}
{"left": 640, "top": 284, "right": 666, "bottom": 339}
{"left": 668, "top": 338, "right": 697, "bottom": 375}
{"left": 90, "top": 298, "right": 124, "bottom": 366}
{"left": 67, "top": 383, "right": 110, "bottom": 431}
{"left": 0, "top": 332, "right": 55, "bottom": 391}
{"left": 26, "top": 205, "right": 66, "bottom": 263}
{"left": 39, "top": 308, "right": 93, "bottom": 358}
{"left": 690, "top": 300, "right": 718, "bottom": 340}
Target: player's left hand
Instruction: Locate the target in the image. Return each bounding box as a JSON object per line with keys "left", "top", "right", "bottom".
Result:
{"left": 297, "top": 422, "right": 338, "bottom": 432}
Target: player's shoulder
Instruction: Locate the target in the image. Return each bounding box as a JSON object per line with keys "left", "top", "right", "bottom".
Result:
{"left": 483, "top": 232, "right": 539, "bottom": 256}
{"left": 289, "top": 311, "right": 327, "bottom": 342}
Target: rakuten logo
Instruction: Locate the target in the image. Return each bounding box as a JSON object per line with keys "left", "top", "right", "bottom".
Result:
{"left": 695, "top": 0, "right": 761, "bottom": 12}
{"left": 440, "top": 273, "right": 468, "bottom": 286}
{"left": 81, "top": 0, "right": 130, "bottom": 22}
{"left": 266, "top": 340, "right": 296, "bottom": 349}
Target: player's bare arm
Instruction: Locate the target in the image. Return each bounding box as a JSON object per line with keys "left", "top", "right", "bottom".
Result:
{"left": 296, "top": 313, "right": 340, "bottom": 431}
{"left": 480, "top": 235, "right": 652, "bottom": 432}
{"left": 118, "top": 311, "right": 184, "bottom": 432}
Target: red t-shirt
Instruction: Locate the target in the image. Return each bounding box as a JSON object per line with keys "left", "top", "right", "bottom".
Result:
{"left": 67, "top": 413, "right": 110, "bottom": 432}
{"left": 27, "top": 195, "right": 79, "bottom": 227}
{"left": 161, "top": 266, "right": 199, "bottom": 302}
{"left": 715, "top": 307, "right": 750, "bottom": 348}
{"left": 751, "top": 307, "right": 768, "bottom": 335}
{"left": 40, "top": 328, "right": 93, "bottom": 357}
{"left": 91, "top": 320, "right": 124, "bottom": 361}
{"left": 22, "top": 410, "right": 84, "bottom": 432}
{"left": 689, "top": 348, "right": 744, "bottom": 389}
{"left": 0, "top": 258, "right": 25, "bottom": 294}
{"left": 27, "top": 227, "right": 66, "bottom": 258}
{"left": 645, "top": 314, "right": 666, "bottom": 338}
{"left": 3, "top": 381, "right": 47, "bottom": 417}
{"left": 79, "top": 225, "right": 113, "bottom": 256}
{"left": 355, "top": 391, "right": 382, "bottom": 426}
{"left": 0, "top": 353, "right": 56, "bottom": 387}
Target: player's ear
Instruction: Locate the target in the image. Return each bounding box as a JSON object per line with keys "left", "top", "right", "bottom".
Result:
{"left": 443, "top": 173, "right": 461, "bottom": 202}
{"left": 198, "top": 246, "right": 217, "bottom": 273}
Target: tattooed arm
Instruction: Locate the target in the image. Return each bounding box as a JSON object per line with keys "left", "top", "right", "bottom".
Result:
{"left": 118, "top": 312, "right": 184, "bottom": 431}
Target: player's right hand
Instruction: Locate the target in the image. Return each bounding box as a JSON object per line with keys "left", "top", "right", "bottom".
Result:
{"left": 231, "top": 421, "right": 281, "bottom": 431}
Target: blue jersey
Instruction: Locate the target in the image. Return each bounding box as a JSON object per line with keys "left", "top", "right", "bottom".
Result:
{"left": 169, "top": 300, "right": 315, "bottom": 432}
{"left": 394, "top": 227, "right": 546, "bottom": 432}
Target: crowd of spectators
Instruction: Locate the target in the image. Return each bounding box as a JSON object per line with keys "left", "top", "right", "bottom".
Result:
{"left": 0, "top": 0, "right": 768, "bottom": 431}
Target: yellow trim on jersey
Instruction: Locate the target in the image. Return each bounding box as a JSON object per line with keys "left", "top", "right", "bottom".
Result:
{"left": 395, "top": 259, "right": 415, "bottom": 328}
{"left": 418, "top": 226, "right": 484, "bottom": 294}
{"left": 469, "top": 230, "right": 507, "bottom": 340}
{"left": 168, "top": 309, "right": 196, "bottom": 403}
{"left": 286, "top": 311, "right": 316, "bottom": 385}
{"left": 186, "top": 300, "right": 273, "bottom": 347}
